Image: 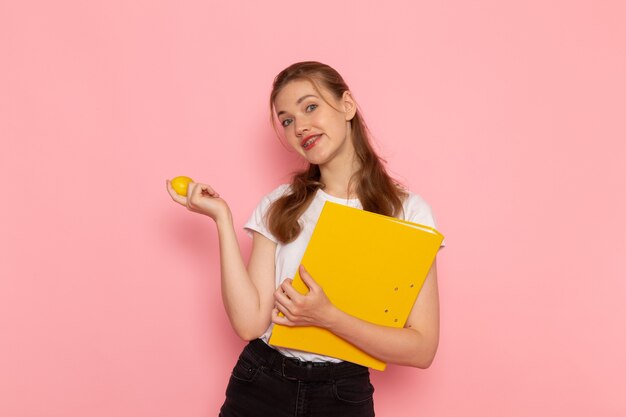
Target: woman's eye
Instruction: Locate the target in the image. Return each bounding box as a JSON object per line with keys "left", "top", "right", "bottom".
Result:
{"left": 281, "top": 119, "right": 292, "bottom": 127}
{"left": 306, "top": 104, "right": 318, "bottom": 112}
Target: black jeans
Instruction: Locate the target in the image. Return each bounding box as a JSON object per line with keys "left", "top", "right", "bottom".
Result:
{"left": 219, "top": 339, "right": 375, "bottom": 417}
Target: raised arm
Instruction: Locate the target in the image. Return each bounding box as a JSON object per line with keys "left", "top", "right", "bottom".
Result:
{"left": 166, "top": 180, "right": 276, "bottom": 340}
{"left": 272, "top": 260, "right": 440, "bottom": 368}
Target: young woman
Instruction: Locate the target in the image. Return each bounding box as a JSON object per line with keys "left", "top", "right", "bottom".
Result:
{"left": 166, "top": 61, "right": 443, "bottom": 417}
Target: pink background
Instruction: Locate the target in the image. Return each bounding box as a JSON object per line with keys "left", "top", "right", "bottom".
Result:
{"left": 1, "top": 1, "right": 625, "bottom": 416}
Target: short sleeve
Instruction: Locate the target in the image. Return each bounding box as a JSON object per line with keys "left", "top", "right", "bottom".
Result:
{"left": 243, "top": 184, "right": 290, "bottom": 243}
{"left": 402, "top": 192, "right": 446, "bottom": 248}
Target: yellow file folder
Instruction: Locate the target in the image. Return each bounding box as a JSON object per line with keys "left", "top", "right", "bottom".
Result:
{"left": 268, "top": 201, "right": 444, "bottom": 371}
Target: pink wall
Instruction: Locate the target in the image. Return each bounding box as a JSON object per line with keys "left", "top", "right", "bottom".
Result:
{"left": 1, "top": 1, "right": 625, "bottom": 416}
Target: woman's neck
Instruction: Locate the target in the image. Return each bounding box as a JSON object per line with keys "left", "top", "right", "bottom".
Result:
{"left": 319, "top": 157, "right": 360, "bottom": 199}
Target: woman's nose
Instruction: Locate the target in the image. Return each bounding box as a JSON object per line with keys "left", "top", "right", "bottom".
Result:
{"left": 295, "top": 121, "right": 309, "bottom": 137}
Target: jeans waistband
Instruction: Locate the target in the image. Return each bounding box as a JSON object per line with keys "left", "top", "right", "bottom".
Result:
{"left": 245, "top": 339, "right": 369, "bottom": 382}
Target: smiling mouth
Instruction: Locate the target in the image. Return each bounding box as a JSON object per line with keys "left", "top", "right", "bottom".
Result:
{"left": 302, "top": 134, "right": 321, "bottom": 150}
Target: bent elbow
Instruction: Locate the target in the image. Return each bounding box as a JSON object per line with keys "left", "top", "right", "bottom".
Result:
{"left": 412, "top": 354, "right": 436, "bottom": 369}
{"left": 235, "top": 328, "right": 262, "bottom": 341}
{"left": 408, "top": 341, "right": 439, "bottom": 369}
{"left": 403, "top": 351, "right": 436, "bottom": 369}
{"left": 233, "top": 322, "right": 268, "bottom": 342}
{"left": 227, "top": 312, "right": 270, "bottom": 342}
{"left": 239, "top": 333, "right": 259, "bottom": 342}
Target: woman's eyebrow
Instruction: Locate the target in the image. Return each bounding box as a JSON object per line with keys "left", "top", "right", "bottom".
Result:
{"left": 296, "top": 94, "right": 317, "bottom": 104}
{"left": 277, "top": 95, "right": 318, "bottom": 117}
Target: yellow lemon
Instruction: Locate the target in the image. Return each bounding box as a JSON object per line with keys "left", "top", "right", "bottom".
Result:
{"left": 171, "top": 176, "right": 194, "bottom": 196}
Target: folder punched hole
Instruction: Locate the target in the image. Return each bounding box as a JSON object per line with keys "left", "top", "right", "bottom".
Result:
{"left": 394, "top": 318, "right": 398, "bottom": 322}
{"left": 410, "top": 283, "right": 414, "bottom": 288}
{"left": 394, "top": 287, "right": 398, "bottom": 291}
{"left": 384, "top": 309, "right": 388, "bottom": 313}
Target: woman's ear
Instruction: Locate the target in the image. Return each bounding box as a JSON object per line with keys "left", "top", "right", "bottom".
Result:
{"left": 342, "top": 91, "right": 357, "bottom": 121}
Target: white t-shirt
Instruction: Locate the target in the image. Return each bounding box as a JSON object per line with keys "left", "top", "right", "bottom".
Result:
{"left": 244, "top": 184, "right": 444, "bottom": 362}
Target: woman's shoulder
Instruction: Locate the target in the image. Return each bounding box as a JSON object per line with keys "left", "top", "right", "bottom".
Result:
{"left": 250, "top": 184, "right": 292, "bottom": 212}
{"left": 400, "top": 188, "right": 438, "bottom": 228}
{"left": 262, "top": 183, "right": 292, "bottom": 201}
{"left": 248, "top": 184, "right": 291, "bottom": 213}
{"left": 401, "top": 189, "right": 430, "bottom": 209}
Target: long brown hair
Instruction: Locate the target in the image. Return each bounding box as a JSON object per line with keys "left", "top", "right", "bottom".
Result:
{"left": 267, "top": 61, "right": 406, "bottom": 243}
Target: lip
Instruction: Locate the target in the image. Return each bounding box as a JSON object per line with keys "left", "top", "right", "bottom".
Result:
{"left": 301, "top": 134, "right": 322, "bottom": 148}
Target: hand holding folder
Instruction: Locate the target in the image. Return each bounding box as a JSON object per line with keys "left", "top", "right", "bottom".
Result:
{"left": 272, "top": 264, "right": 338, "bottom": 327}
{"left": 269, "top": 201, "right": 444, "bottom": 371}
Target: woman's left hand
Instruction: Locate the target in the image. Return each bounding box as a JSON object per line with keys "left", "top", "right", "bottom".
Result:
{"left": 272, "top": 265, "right": 336, "bottom": 328}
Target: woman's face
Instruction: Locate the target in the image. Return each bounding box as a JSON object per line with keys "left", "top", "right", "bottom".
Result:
{"left": 274, "top": 79, "right": 356, "bottom": 167}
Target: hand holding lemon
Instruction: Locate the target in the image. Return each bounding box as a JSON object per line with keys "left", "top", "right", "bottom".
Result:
{"left": 166, "top": 176, "right": 228, "bottom": 221}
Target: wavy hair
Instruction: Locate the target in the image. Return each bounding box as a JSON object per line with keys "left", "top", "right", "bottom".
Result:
{"left": 267, "top": 61, "right": 406, "bottom": 243}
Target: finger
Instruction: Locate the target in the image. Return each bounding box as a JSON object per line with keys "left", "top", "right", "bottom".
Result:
{"left": 185, "top": 182, "right": 195, "bottom": 210}
{"left": 298, "top": 265, "right": 319, "bottom": 292}
{"left": 186, "top": 181, "right": 198, "bottom": 199}
{"left": 189, "top": 183, "right": 220, "bottom": 207}
{"left": 280, "top": 279, "right": 306, "bottom": 299}
{"left": 199, "top": 183, "right": 220, "bottom": 198}
{"left": 274, "top": 288, "right": 294, "bottom": 309}
{"left": 274, "top": 302, "right": 295, "bottom": 321}
{"left": 166, "top": 180, "right": 187, "bottom": 205}
{"left": 187, "top": 182, "right": 206, "bottom": 211}
{"left": 272, "top": 307, "right": 294, "bottom": 326}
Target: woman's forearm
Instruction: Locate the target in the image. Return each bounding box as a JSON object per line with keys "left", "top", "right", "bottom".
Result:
{"left": 215, "top": 214, "right": 269, "bottom": 340}
{"left": 325, "top": 309, "right": 439, "bottom": 368}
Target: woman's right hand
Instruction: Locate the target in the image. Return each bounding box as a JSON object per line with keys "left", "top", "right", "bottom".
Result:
{"left": 166, "top": 179, "right": 230, "bottom": 222}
